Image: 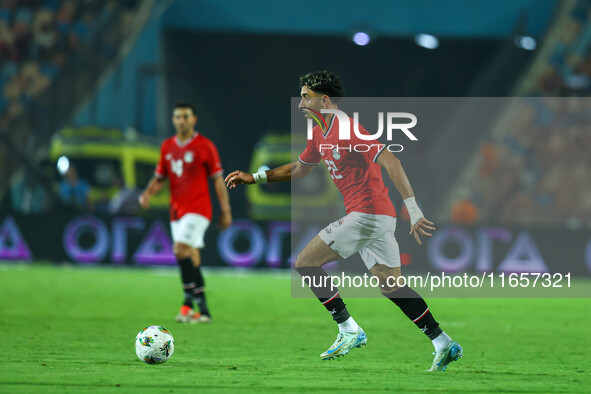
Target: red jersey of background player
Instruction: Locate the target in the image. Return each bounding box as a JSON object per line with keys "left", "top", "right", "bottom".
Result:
{"left": 299, "top": 115, "right": 396, "bottom": 217}
{"left": 155, "top": 132, "right": 223, "bottom": 221}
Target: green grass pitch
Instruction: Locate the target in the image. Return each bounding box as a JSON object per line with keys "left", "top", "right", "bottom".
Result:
{"left": 0, "top": 264, "right": 589, "bottom": 393}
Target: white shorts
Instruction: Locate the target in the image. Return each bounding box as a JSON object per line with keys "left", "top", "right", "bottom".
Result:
{"left": 318, "top": 211, "right": 401, "bottom": 269}
{"left": 170, "top": 213, "right": 210, "bottom": 249}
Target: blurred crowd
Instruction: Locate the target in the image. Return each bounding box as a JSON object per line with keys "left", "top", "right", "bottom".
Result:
{"left": 452, "top": 0, "right": 591, "bottom": 226}
{"left": 10, "top": 161, "right": 142, "bottom": 214}
{"left": 533, "top": 0, "right": 591, "bottom": 96}
{"left": 1, "top": 0, "right": 138, "bottom": 214}
{"left": 453, "top": 98, "right": 591, "bottom": 225}
{"left": 0, "top": 0, "right": 136, "bottom": 128}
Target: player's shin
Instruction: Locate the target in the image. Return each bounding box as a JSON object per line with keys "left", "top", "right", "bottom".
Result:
{"left": 383, "top": 285, "right": 451, "bottom": 350}
{"left": 295, "top": 266, "right": 358, "bottom": 333}
{"left": 178, "top": 257, "right": 196, "bottom": 308}
{"left": 192, "top": 265, "right": 210, "bottom": 317}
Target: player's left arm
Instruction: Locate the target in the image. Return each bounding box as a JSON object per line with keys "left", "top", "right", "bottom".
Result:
{"left": 205, "top": 139, "right": 232, "bottom": 230}
{"left": 213, "top": 175, "right": 232, "bottom": 230}
{"left": 376, "top": 149, "right": 436, "bottom": 245}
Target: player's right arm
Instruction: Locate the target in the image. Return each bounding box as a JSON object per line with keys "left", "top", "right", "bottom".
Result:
{"left": 139, "top": 176, "right": 165, "bottom": 209}
{"left": 224, "top": 161, "right": 314, "bottom": 189}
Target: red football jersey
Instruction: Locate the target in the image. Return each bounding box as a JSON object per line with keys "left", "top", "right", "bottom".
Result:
{"left": 299, "top": 115, "right": 396, "bottom": 217}
{"left": 155, "top": 132, "right": 223, "bottom": 221}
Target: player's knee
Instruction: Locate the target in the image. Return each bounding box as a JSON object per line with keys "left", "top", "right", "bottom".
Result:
{"left": 294, "top": 252, "right": 307, "bottom": 269}
{"left": 372, "top": 268, "right": 402, "bottom": 294}
{"left": 380, "top": 280, "right": 401, "bottom": 294}
{"left": 173, "top": 243, "right": 192, "bottom": 261}
{"left": 380, "top": 271, "right": 403, "bottom": 293}
{"left": 294, "top": 250, "right": 319, "bottom": 269}
{"left": 191, "top": 250, "right": 201, "bottom": 267}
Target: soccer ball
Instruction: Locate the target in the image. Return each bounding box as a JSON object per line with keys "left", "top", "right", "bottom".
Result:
{"left": 135, "top": 325, "right": 175, "bottom": 364}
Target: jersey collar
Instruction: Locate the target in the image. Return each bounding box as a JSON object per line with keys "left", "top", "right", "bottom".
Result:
{"left": 175, "top": 131, "right": 199, "bottom": 147}
{"left": 322, "top": 115, "right": 336, "bottom": 139}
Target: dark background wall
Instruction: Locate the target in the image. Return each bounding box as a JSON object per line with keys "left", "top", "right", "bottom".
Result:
{"left": 163, "top": 31, "right": 533, "bottom": 215}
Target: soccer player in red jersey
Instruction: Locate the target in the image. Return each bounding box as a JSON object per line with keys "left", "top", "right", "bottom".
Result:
{"left": 140, "top": 102, "right": 232, "bottom": 324}
{"left": 225, "top": 71, "right": 462, "bottom": 371}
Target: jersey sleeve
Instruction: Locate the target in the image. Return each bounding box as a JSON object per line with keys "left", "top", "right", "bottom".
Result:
{"left": 299, "top": 137, "right": 321, "bottom": 165}
{"left": 155, "top": 142, "right": 168, "bottom": 178}
{"left": 353, "top": 123, "right": 386, "bottom": 163}
{"left": 205, "top": 139, "right": 224, "bottom": 178}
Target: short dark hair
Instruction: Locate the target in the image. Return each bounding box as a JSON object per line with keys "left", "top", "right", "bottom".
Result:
{"left": 299, "top": 71, "right": 345, "bottom": 99}
{"left": 173, "top": 102, "right": 196, "bottom": 115}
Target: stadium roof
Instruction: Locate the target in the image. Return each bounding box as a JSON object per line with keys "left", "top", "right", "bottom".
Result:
{"left": 161, "top": 0, "right": 559, "bottom": 38}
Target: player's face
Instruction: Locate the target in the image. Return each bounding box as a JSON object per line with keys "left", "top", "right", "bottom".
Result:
{"left": 172, "top": 108, "right": 197, "bottom": 136}
{"left": 298, "top": 86, "right": 325, "bottom": 118}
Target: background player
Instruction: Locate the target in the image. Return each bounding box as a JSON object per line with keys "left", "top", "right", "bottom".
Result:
{"left": 225, "top": 71, "right": 462, "bottom": 371}
{"left": 140, "top": 102, "right": 232, "bottom": 324}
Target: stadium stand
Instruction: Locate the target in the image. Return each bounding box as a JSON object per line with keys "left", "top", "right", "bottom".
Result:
{"left": 0, "top": 0, "right": 135, "bottom": 126}
{"left": 0, "top": 0, "right": 140, "bottom": 210}
{"left": 446, "top": 0, "right": 591, "bottom": 225}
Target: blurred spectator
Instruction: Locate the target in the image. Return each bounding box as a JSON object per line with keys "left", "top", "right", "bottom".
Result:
{"left": 108, "top": 175, "right": 140, "bottom": 215}
{"left": 478, "top": 142, "right": 497, "bottom": 177}
{"left": 451, "top": 198, "right": 479, "bottom": 225}
{"left": 499, "top": 192, "right": 539, "bottom": 225}
{"left": 20, "top": 61, "right": 49, "bottom": 98}
{"left": 59, "top": 165, "right": 91, "bottom": 211}
{"left": 10, "top": 170, "right": 47, "bottom": 213}
{"left": 31, "top": 8, "right": 57, "bottom": 61}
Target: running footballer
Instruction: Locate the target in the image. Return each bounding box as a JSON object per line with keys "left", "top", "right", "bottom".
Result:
{"left": 225, "top": 71, "right": 462, "bottom": 371}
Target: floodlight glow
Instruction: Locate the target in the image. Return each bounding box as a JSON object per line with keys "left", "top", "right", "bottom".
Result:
{"left": 516, "top": 36, "right": 537, "bottom": 51}
{"left": 353, "top": 32, "right": 370, "bottom": 46}
{"left": 57, "top": 156, "right": 70, "bottom": 175}
{"left": 415, "top": 33, "right": 439, "bottom": 49}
